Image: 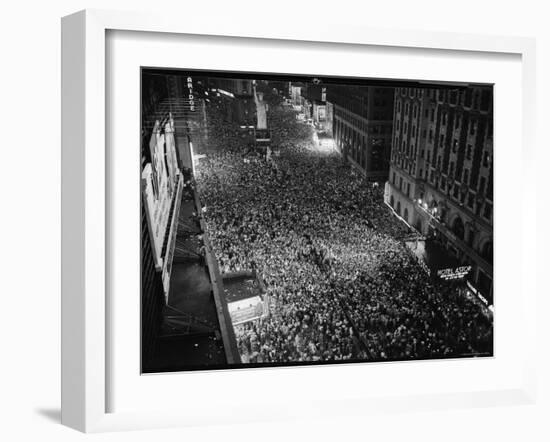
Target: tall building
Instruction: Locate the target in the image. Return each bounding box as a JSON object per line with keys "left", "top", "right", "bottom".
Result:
{"left": 385, "top": 86, "right": 494, "bottom": 304}
{"left": 207, "top": 78, "right": 256, "bottom": 127}
{"left": 301, "top": 83, "right": 329, "bottom": 131}
{"left": 329, "top": 86, "right": 395, "bottom": 180}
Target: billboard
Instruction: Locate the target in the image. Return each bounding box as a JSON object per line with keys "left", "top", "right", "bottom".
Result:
{"left": 142, "top": 119, "right": 181, "bottom": 270}
{"left": 228, "top": 295, "right": 266, "bottom": 326}
{"left": 164, "top": 117, "right": 180, "bottom": 193}
{"left": 223, "top": 271, "right": 268, "bottom": 326}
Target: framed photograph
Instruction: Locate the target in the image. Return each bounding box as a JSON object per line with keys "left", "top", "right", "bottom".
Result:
{"left": 61, "top": 9, "right": 537, "bottom": 432}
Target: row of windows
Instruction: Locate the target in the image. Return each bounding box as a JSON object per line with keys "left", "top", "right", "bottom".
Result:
{"left": 395, "top": 120, "right": 419, "bottom": 138}
{"left": 425, "top": 164, "right": 492, "bottom": 202}
{"left": 391, "top": 171, "right": 412, "bottom": 199}
{"left": 396, "top": 99, "right": 492, "bottom": 137}
{"left": 336, "top": 111, "right": 393, "bottom": 135}
{"left": 398, "top": 88, "right": 424, "bottom": 99}
{"left": 434, "top": 88, "right": 492, "bottom": 111}
{"left": 395, "top": 138, "right": 491, "bottom": 188}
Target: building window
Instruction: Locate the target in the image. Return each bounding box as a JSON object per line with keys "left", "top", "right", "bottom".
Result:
{"left": 465, "top": 89, "right": 473, "bottom": 107}
{"left": 430, "top": 109, "right": 435, "bottom": 122}
{"left": 467, "top": 193, "right": 474, "bottom": 208}
{"left": 451, "top": 216, "right": 465, "bottom": 241}
{"left": 463, "top": 169, "right": 469, "bottom": 183}
{"left": 473, "top": 91, "right": 480, "bottom": 109}
{"left": 479, "top": 177, "right": 486, "bottom": 195}
{"left": 481, "top": 90, "right": 491, "bottom": 111}
{"left": 483, "top": 151, "right": 491, "bottom": 168}
{"left": 469, "top": 119, "right": 476, "bottom": 135}
{"left": 483, "top": 203, "right": 492, "bottom": 221}
{"left": 466, "top": 229, "right": 475, "bottom": 247}
{"left": 466, "top": 144, "right": 473, "bottom": 160}
{"left": 480, "top": 241, "right": 493, "bottom": 264}
{"left": 450, "top": 90, "right": 458, "bottom": 104}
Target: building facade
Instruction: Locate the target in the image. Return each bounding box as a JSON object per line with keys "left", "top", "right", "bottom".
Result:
{"left": 328, "top": 86, "right": 394, "bottom": 180}
{"left": 385, "top": 86, "right": 494, "bottom": 303}
{"left": 208, "top": 78, "right": 256, "bottom": 127}
{"left": 300, "top": 83, "right": 329, "bottom": 130}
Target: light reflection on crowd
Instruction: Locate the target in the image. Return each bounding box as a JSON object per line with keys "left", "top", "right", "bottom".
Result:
{"left": 195, "top": 91, "right": 493, "bottom": 364}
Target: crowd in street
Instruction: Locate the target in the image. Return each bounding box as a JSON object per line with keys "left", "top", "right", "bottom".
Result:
{"left": 194, "top": 88, "right": 493, "bottom": 364}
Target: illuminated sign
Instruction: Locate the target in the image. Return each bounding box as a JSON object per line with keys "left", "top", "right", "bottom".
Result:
{"left": 142, "top": 119, "right": 181, "bottom": 271}
{"left": 318, "top": 105, "right": 326, "bottom": 121}
{"left": 187, "top": 77, "right": 195, "bottom": 111}
{"left": 228, "top": 296, "right": 266, "bottom": 326}
{"left": 164, "top": 116, "right": 179, "bottom": 194}
{"left": 437, "top": 266, "right": 472, "bottom": 280}
{"left": 142, "top": 162, "right": 170, "bottom": 270}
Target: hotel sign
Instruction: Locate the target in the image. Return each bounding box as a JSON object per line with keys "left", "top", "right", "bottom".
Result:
{"left": 437, "top": 265, "right": 472, "bottom": 281}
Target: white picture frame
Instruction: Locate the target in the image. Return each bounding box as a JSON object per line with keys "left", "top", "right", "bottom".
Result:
{"left": 61, "top": 9, "right": 537, "bottom": 433}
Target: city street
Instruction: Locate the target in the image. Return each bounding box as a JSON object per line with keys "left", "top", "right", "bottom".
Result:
{"left": 193, "top": 88, "right": 492, "bottom": 364}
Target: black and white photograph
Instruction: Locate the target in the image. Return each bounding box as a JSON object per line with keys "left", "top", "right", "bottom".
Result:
{"left": 140, "top": 69, "right": 494, "bottom": 373}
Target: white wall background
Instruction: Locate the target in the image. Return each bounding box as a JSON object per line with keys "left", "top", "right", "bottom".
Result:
{"left": 0, "top": 0, "right": 547, "bottom": 440}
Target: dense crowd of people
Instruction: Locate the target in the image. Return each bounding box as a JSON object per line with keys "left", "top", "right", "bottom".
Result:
{"left": 194, "top": 88, "right": 493, "bottom": 364}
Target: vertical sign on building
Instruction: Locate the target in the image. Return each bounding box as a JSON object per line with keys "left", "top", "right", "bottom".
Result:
{"left": 187, "top": 76, "right": 195, "bottom": 112}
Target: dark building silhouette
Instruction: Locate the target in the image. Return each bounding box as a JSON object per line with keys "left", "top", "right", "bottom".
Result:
{"left": 385, "top": 86, "right": 493, "bottom": 303}
{"left": 328, "top": 86, "right": 395, "bottom": 180}
{"left": 207, "top": 78, "right": 256, "bottom": 127}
